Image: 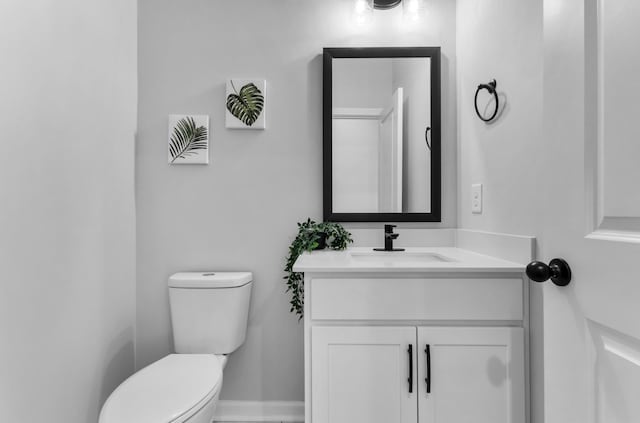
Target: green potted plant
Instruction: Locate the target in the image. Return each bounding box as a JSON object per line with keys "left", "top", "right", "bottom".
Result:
{"left": 284, "top": 218, "right": 353, "bottom": 319}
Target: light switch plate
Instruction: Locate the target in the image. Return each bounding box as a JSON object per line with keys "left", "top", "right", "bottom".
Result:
{"left": 472, "top": 184, "right": 483, "bottom": 214}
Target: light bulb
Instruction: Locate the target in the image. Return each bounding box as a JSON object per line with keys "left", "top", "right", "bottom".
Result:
{"left": 403, "top": 0, "right": 423, "bottom": 21}
{"left": 353, "top": 0, "right": 373, "bottom": 25}
{"left": 355, "top": 0, "right": 368, "bottom": 13}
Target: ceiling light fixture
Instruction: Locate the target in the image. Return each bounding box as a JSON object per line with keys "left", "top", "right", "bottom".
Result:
{"left": 373, "top": 0, "right": 402, "bottom": 9}
{"left": 353, "top": 0, "right": 424, "bottom": 24}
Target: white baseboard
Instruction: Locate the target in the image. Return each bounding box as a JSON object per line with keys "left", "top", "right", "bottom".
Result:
{"left": 213, "top": 400, "right": 304, "bottom": 422}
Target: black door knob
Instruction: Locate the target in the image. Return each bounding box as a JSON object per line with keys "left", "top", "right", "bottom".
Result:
{"left": 526, "top": 258, "right": 572, "bottom": 286}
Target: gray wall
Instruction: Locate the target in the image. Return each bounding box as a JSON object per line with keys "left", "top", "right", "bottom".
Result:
{"left": 456, "top": 1, "right": 544, "bottom": 422}
{"left": 0, "top": 0, "right": 137, "bottom": 421}
{"left": 333, "top": 58, "right": 393, "bottom": 108}
{"left": 137, "top": 0, "right": 457, "bottom": 401}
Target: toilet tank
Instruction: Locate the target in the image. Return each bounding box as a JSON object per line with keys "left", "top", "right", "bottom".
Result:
{"left": 168, "top": 272, "right": 252, "bottom": 354}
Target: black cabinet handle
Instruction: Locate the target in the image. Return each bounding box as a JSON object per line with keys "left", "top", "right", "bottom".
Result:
{"left": 408, "top": 344, "right": 413, "bottom": 393}
{"left": 424, "top": 344, "right": 431, "bottom": 393}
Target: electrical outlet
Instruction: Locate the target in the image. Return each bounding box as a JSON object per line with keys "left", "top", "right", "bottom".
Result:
{"left": 471, "top": 184, "right": 483, "bottom": 214}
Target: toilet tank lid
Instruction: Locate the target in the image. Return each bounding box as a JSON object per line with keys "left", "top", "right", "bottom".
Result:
{"left": 169, "top": 272, "right": 253, "bottom": 288}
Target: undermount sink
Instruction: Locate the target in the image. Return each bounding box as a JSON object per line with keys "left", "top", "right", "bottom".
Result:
{"left": 349, "top": 251, "right": 454, "bottom": 264}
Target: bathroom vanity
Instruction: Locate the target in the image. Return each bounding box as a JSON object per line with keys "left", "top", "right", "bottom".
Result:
{"left": 294, "top": 246, "right": 528, "bottom": 423}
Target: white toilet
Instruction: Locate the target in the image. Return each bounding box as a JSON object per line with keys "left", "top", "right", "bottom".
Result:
{"left": 99, "top": 272, "right": 253, "bottom": 423}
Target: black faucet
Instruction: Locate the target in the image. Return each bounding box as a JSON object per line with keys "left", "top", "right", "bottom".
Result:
{"left": 374, "top": 224, "right": 405, "bottom": 252}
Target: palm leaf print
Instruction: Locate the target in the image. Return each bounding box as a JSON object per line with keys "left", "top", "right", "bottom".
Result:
{"left": 168, "top": 116, "right": 208, "bottom": 163}
{"left": 226, "top": 81, "right": 264, "bottom": 126}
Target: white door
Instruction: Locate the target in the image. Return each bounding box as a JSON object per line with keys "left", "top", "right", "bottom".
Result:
{"left": 378, "top": 87, "right": 403, "bottom": 212}
{"left": 543, "top": 1, "right": 640, "bottom": 422}
{"left": 417, "top": 327, "right": 525, "bottom": 423}
{"left": 311, "top": 326, "right": 417, "bottom": 423}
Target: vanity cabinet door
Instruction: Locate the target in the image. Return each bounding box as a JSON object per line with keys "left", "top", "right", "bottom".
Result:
{"left": 417, "top": 327, "right": 525, "bottom": 423}
{"left": 311, "top": 326, "right": 418, "bottom": 423}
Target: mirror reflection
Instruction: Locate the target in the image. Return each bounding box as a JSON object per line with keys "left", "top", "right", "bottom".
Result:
{"left": 324, "top": 47, "right": 440, "bottom": 222}
{"left": 332, "top": 57, "right": 431, "bottom": 213}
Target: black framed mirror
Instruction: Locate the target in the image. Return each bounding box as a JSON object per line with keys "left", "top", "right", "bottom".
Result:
{"left": 323, "top": 47, "right": 441, "bottom": 222}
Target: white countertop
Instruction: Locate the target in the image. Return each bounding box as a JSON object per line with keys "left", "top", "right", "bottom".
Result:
{"left": 292, "top": 247, "right": 525, "bottom": 273}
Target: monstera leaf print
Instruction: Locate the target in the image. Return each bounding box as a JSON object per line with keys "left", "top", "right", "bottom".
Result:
{"left": 168, "top": 116, "right": 208, "bottom": 163}
{"left": 226, "top": 81, "right": 264, "bottom": 126}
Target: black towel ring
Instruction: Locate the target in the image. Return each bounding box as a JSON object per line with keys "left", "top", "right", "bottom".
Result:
{"left": 474, "top": 79, "right": 499, "bottom": 122}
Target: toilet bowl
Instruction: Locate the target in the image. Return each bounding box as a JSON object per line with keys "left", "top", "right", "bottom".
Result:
{"left": 99, "top": 354, "right": 223, "bottom": 423}
{"left": 99, "top": 272, "right": 252, "bottom": 423}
